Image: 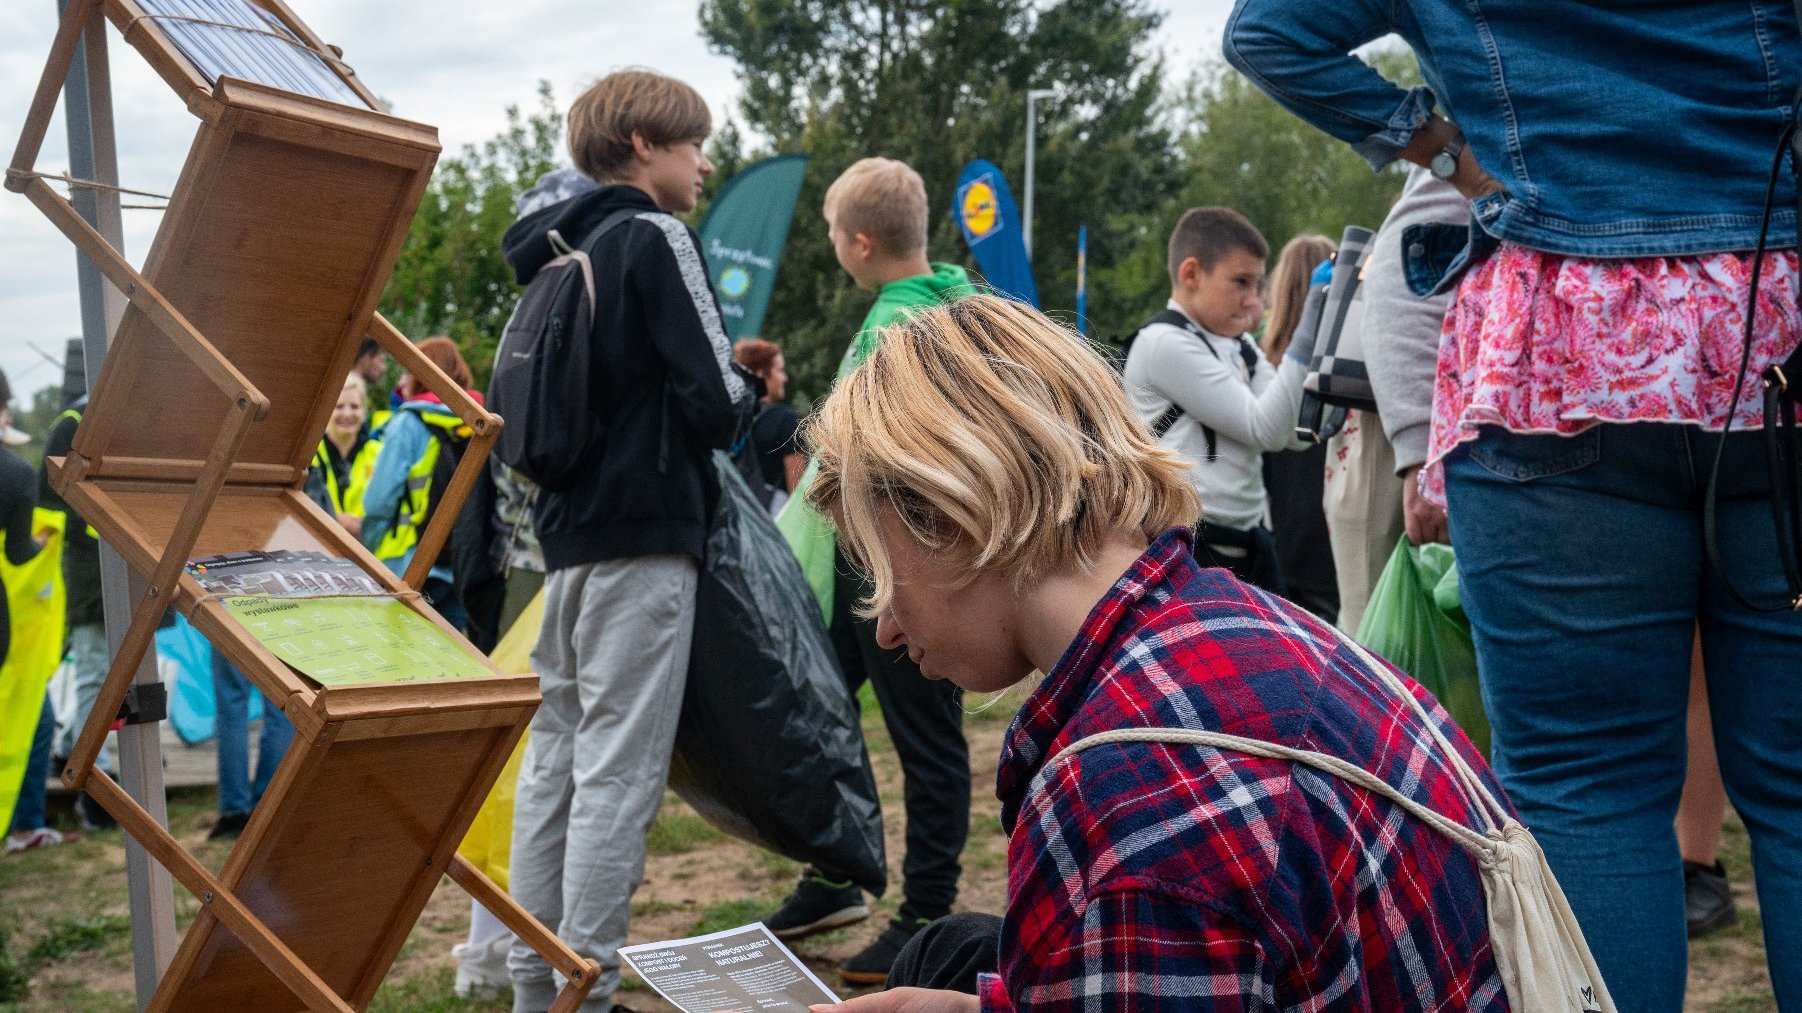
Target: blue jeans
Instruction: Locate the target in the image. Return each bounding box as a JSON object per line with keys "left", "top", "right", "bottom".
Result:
{"left": 1444, "top": 423, "right": 1802, "bottom": 1012}
{"left": 10, "top": 696, "right": 55, "bottom": 834}
{"left": 212, "top": 653, "right": 294, "bottom": 816}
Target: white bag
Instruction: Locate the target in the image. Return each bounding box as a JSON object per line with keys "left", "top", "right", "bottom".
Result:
{"left": 1050, "top": 633, "right": 1614, "bottom": 1013}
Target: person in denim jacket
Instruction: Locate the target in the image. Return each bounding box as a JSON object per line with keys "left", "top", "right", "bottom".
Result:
{"left": 1225, "top": 3, "right": 1801, "bottom": 1010}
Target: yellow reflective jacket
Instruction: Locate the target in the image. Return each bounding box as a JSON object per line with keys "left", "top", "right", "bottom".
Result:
{"left": 311, "top": 435, "right": 381, "bottom": 517}
{"left": 368, "top": 407, "right": 471, "bottom": 566}
{"left": 0, "top": 509, "right": 65, "bottom": 831}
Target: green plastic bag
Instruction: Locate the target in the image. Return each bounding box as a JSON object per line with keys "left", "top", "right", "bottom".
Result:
{"left": 1355, "top": 538, "right": 1490, "bottom": 756}
{"left": 776, "top": 458, "right": 838, "bottom": 623}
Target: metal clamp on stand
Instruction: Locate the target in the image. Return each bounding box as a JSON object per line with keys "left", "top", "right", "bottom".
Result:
{"left": 115, "top": 682, "right": 167, "bottom": 727}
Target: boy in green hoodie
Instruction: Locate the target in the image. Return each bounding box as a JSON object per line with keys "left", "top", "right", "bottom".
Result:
{"left": 766, "top": 158, "right": 973, "bottom": 984}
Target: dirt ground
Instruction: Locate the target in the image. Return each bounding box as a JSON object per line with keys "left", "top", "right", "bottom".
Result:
{"left": 0, "top": 698, "right": 1775, "bottom": 1011}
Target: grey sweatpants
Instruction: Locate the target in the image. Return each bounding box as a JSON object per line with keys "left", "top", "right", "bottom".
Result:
{"left": 508, "top": 554, "right": 697, "bottom": 1013}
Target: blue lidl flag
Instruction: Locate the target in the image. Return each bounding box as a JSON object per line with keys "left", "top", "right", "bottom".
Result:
{"left": 953, "top": 160, "right": 1038, "bottom": 307}
{"left": 698, "top": 154, "right": 809, "bottom": 340}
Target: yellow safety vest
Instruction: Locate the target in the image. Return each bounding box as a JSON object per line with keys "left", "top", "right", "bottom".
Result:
{"left": 372, "top": 409, "right": 471, "bottom": 564}
{"left": 0, "top": 509, "right": 66, "bottom": 831}
{"left": 312, "top": 437, "right": 381, "bottom": 517}
{"left": 55, "top": 408, "right": 99, "bottom": 540}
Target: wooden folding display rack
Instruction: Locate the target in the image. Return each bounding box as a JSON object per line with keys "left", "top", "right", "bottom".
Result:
{"left": 6, "top": 2, "right": 598, "bottom": 1010}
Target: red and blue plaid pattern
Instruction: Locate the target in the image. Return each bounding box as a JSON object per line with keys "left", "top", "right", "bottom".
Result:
{"left": 979, "top": 528, "right": 1510, "bottom": 1012}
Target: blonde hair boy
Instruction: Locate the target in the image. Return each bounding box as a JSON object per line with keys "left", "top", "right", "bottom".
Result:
{"left": 760, "top": 155, "right": 973, "bottom": 979}
{"left": 806, "top": 294, "right": 1198, "bottom": 616}
{"left": 824, "top": 158, "right": 930, "bottom": 282}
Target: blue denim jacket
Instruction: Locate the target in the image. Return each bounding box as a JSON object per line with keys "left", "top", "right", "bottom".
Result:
{"left": 1226, "top": 0, "right": 1800, "bottom": 285}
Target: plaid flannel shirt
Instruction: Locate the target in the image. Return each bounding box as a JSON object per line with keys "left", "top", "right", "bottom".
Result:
{"left": 979, "top": 528, "right": 1511, "bottom": 1012}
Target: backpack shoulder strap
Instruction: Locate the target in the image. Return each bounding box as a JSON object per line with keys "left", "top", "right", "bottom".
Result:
{"left": 1237, "top": 336, "right": 1261, "bottom": 374}
{"left": 579, "top": 207, "right": 647, "bottom": 253}
{"left": 1134, "top": 310, "right": 1234, "bottom": 457}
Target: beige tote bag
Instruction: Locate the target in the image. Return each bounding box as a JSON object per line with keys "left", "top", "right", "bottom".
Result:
{"left": 1048, "top": 634, "right": 1614, "bottom": 1013}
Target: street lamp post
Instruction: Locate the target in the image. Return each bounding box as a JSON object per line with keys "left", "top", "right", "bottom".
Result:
{"left": 1022, "top": 87, "right": 1058, "bottom": 262}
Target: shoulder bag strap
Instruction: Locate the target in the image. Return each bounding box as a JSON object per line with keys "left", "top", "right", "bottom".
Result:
{"left": 1048, "top": 626, "right": 1513, "bottom": 850}
{"left": 1050, "top": 726, "right": 1494, "bottom": 858}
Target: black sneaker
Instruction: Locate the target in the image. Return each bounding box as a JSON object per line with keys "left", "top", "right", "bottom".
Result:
{"left": 1685, "top": 859, "right": 1738, "bottom": 938}
{"left": 765, "top": 871, "right": 869, "bottom": 941}
{"left": 208, "top": 811, "right": 251, "bottom": 841}
{"left": 839, "top": 918, "right": 928, "bottom": 986}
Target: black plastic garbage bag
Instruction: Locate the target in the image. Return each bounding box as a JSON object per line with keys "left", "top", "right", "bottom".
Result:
{"left": 668, "top": 454, "right": 888, "bottom": 896}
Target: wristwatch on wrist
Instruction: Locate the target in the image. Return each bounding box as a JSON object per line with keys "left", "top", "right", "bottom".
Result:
{"left": 1429, "top": 130, "right": 1465, "bottom": 181}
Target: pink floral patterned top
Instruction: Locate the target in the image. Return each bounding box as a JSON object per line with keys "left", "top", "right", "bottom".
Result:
{"left": 1422, "top": 242, "right": 1801, "bottom": 505}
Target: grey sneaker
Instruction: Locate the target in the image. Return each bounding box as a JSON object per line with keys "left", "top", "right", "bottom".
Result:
{"left": 765, "top": 871, "right": 869, "bottom": 940}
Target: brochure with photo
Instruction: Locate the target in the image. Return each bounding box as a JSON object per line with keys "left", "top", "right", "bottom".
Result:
{"left": 188, "top": 549, "right": 385, "bottom": 599}
{"left": 191, "top": 550, "right": 490, "bottom": 686}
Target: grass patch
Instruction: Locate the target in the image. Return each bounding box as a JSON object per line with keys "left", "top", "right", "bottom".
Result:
{"left": 0, "top": 927, "right": 31, "bottom": 1003}
{"left": 747, "top": 847, "right": 801, "bottom": 883}
{"left": 26, "top": 915, "right": 130, "bottom": 967}
{"left": 1, "top": 979, "right": 132, "bottom": 1013}
{"left": 1706, "top": 994, "right": 1777, "bottom": 1013}
{"left": 630, "top": 898, "right": 691, "bottom": 918}
{"left": 0, "top": 914, "right": 132, "bottom": 1006}
{"left": 367, "top": 964, "right": 510, "bottom": 1012}
{"left": 645, "top": 809, "right": 725, "bottom": 856}
{"left": 690, "top": 898, "right": 775, "bottom": 936}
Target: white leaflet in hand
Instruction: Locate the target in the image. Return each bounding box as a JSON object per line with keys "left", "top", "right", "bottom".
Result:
{"left": 620, "top": 922, "right": 839, "bottom": 1013}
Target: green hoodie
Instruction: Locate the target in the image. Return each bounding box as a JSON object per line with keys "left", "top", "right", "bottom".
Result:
{"left": 779, "top": 262, "right": 975, "bottom": 620}
{"left": 834, "top": 262, "right": 975, "bottom": 382}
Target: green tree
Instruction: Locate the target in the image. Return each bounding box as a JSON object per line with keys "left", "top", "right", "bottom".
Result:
{"left": 701, "top": 0, "right": 1182, "bottom": 404}
{"left": 378, "top": 82, "right": 564, "bottom": 389}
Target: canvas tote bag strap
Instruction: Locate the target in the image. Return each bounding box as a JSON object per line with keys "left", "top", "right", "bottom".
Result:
{"left": 1049, "top": 727, "right": 1494, "bottom": 858}
{"left": 1049, "top": 628, "right": 1511, "bottom": 851}
{"left": 1328, "top": 630, "right": 1513, "bottom": 834}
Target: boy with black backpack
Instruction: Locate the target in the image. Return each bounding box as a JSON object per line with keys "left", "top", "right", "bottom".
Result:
{"left": 493, "top": 70, "right": 753, "bottom": 1013}
{"left": 1122, "top": 207, "right": 1318, "bottom": 594}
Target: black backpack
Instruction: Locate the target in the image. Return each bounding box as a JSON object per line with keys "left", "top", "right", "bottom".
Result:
{"left": 488, "top": 209, "right": 639, "bottom": 490}
{"left": 1104, "top": 309, "right": 1260, "bottom": 461}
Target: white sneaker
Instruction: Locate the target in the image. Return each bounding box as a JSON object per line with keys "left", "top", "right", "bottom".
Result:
{"left": 452, "top": 932, "right": 513, "bottom": 998}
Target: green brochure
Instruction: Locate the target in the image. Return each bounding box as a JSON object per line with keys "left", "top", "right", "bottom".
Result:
{"left": 222, "top": 594, "right": 491, "bottom": 686}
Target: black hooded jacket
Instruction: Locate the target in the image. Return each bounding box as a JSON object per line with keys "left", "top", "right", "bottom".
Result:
{"left": 500, "top": 185, "right": 753, "bottom": 570}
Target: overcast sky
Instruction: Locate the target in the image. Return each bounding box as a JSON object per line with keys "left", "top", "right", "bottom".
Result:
{"left": 0, "top": 1, "right": 1236, "bottom": 405}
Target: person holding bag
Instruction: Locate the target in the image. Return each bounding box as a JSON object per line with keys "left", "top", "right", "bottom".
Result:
{"left": 1224, "top": 3, "right": 1802, "bottom": 1008}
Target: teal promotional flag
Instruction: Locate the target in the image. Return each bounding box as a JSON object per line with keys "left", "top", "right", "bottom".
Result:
{"left": 698, "top": 154, "right": 809, "bottom": 340}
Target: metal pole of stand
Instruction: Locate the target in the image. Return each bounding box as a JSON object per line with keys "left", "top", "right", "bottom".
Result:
{"left": 56, "top": 1, "right": 180, "bottom": 1003}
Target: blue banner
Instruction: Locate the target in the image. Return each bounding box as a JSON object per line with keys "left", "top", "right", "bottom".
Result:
{"left": 698, "top": 154, "right": 809, "bottom": 340}
{"left": 953, "top": 160, "right": 1038, "bottom": 307}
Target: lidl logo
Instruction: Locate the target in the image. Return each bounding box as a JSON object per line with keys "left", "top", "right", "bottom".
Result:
{"left": 961, "top": 179, "right": 999, "bottom": 239}
{"left": 718, "top": 266, "right": 752, "bottom": 300}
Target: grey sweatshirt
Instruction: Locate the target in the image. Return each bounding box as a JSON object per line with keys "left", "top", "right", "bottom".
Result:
{"left": 1361, "top": 167, "right": 1472, "bottom": 474}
